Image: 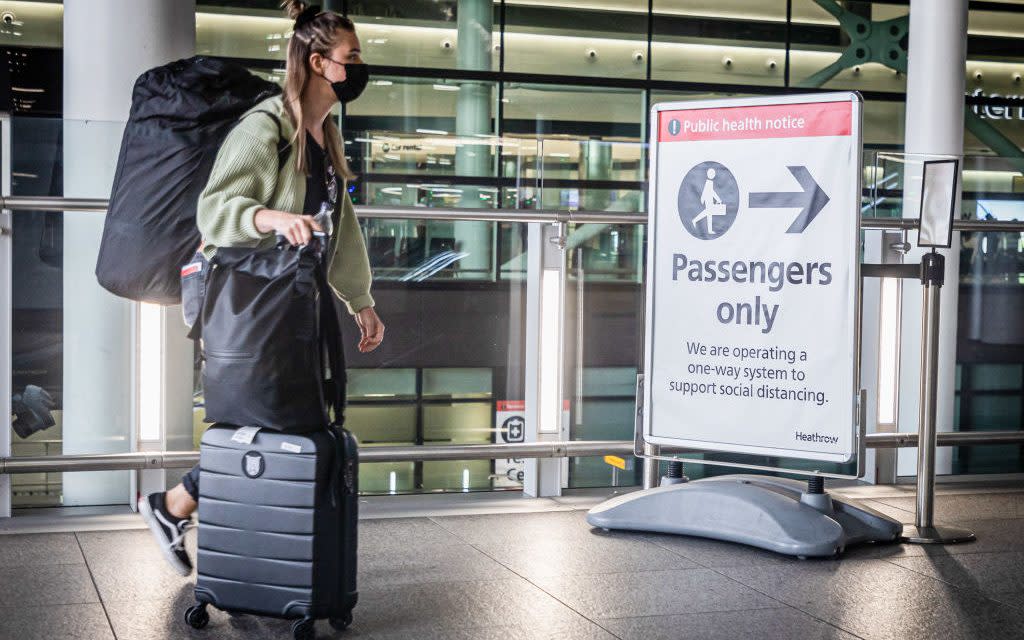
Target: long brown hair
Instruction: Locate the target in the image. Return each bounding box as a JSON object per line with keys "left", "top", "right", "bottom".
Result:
{"left": 281, "top": 0, "right": 356, "bottom": 181}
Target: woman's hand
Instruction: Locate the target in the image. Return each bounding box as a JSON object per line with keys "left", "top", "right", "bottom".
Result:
{"left": 354, "top": 307, "right": 384, "bottom": 353}
{"left": 254, "top": 209, "right": 322, "bottom": 246}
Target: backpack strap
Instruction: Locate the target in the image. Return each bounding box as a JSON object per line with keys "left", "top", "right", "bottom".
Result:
{"left": 246, "top": 109, "right": 291, "bottom": 174}
{"left": 314, "top": 257, "right": 350, "bottom": 509}
{"left": 314, "top": 259, "right": 347, "bottom": 426}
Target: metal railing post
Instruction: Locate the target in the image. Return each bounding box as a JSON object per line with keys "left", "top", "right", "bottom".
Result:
{"left": 642, "top": 443, "right": 659, "bottom": 490}
{"left": 916, "top": 255, "right": 941, "bottom": 528}
{"left": 0, "top": 112, "right": 12, "bottom": 518}
{"left": 902, "top": 252, "right": 974, "bottom": 544}
{"left": 633, "top": 373, "right": 660, "bottom": 490}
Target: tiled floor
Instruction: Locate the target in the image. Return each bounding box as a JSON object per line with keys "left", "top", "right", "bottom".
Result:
{"left": 4, "top": 483, "right": 1024, "bottom": 639}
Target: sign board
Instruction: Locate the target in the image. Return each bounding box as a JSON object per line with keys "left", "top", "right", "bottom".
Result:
{"left": 644, "top": 93, "right": 862, "bottom": 464}
{"left": 494, "top": 400, "right": 526, "bottom": 488}
{"left": 495, "top": 400, "right": 572, "bottom": 488}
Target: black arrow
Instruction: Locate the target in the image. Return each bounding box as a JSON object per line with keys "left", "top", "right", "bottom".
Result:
{"left": 748, "top": 166, "right": 829, "bottom": 233}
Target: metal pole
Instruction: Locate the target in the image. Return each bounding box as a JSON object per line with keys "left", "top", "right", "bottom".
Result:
{"left": 916, "top": 255, "right": 940, "bottom": 527}
{"left": 2, "top": 431, "right": 1024, "bottom": 474}
{"left": 1, "top": 197, "right": 1024, "bottom": 233}
{"left": 902, "top": 252, "right": 974, "bottom": 544}
{"left": 0, "top": 112, "right": 12, "bottom": 518}
{"left": 0, "top": 441, "right": 637, "bottom": 474}
{"left": 868, "top": 430, "right": 1024, "bottom": 448}
{"left": 642, "top": 442, "right": 659, "bottom": 490}
{"left": 636, "top": 374, "right": 661, "bottom": 490}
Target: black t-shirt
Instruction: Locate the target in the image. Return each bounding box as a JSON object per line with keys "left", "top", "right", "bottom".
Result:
{"left": 303, "top": 131, "right": 339, "bottom": 226}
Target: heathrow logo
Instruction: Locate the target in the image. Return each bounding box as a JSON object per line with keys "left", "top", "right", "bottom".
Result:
{"left": 677, "top": 161, "right": 739, "bottom": 239}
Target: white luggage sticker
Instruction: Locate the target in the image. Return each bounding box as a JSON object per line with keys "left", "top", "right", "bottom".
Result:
{"left": 230, "top": 426, "right": 261, "bottom": 445}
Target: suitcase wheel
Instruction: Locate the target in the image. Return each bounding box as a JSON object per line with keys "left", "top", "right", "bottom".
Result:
{"left": 329, "top": 611, "right": 353, "bottom": 631}
{"left": 184, "top": 604, "right": 209, "bottom": 630}
{"left": 291, "top": 617, "right": 315, "bottom": 640}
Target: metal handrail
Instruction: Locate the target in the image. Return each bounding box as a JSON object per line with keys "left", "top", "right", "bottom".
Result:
{"left": 2, "top": 431, "right": 1022, "bottom": 475}
{"left": 1, "top": 196, "right": 108, "bottom": 212}
{"left": 0, "top": 440, "right": 634, "bottom": 474}
{"left": 865, "top": 217, "right": 1024, "bottom": 233}
{"left": 3, "top": 196, "right": 1024, "bottom": 231}
{"left": 0, "top": 196, "right": 647, "bottom": 225}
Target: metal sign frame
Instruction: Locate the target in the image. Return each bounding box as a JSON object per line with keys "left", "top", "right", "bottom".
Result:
{"left": 640, "top": 92, "right": 866, "bottom": 479}
{"left": 916, "top": 158, "right": 959, "bottom": 249}
{"left": 0, "top": 113, "right": 10, "bottom": 516}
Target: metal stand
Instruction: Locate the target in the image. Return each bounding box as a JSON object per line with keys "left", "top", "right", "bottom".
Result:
{"left": 901, "top": 252, "right": 975, "bottom": 544}
{"left": 588, "top": 474, "right": 902, "bottom": 558}
{"left": 641, "top": 442, "right": 660, "bottom": 490}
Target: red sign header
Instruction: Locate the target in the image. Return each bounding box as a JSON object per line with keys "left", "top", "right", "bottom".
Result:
{"left": 658, "top": 101, "right": 852, "bottom": 143}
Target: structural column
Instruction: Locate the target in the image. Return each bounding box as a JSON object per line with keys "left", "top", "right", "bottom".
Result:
{"left": 62, "top": 0, "right": 195, "bottom": 505}
{"left": 896, "top": 1, "right": 968, "bottom": 477}
{"left": 453, "top": 0, "right": 493, "bottom": 279}
{"left": 581, "top": 140, "right": 612, "bottom": 211}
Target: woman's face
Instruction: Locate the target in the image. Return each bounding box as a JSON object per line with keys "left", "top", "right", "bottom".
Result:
{"left": 311, "top": 29, "right": 362, "bottom": 90}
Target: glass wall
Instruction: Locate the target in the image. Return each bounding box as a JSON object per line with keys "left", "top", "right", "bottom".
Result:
{"left": 955, "top": 154, "right": 1024, "bottom": 475}
{"left": 348, "top": 1, "right": 499, "bottom": 72}
{"left": 504, "top": 1, "right": 648, "bottom": 79}
{"left": 4, "top": 1, "right": 1024, "bottom": 503}
{"left": 9, "top": 116, "right": 134, "bottom": 508}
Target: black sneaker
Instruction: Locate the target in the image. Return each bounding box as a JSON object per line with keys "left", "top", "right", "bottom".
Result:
{"left": 138, "top": 492, "right": 195, "bottom": 576}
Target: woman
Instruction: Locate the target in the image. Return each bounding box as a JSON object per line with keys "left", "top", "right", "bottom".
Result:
{"left": 139, "top": 1, "right": 384, "bottom": 576}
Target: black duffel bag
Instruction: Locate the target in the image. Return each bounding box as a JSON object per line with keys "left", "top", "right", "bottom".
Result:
{"left": 198, "top": 237, "right": 346, "bottom": 433}
{"left": 96, "top": 56, "right": 286, "bottom": 304}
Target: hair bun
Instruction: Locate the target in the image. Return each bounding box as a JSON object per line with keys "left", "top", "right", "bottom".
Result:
{"left": 280, "top": 0, "right": 308, "bottom": 20}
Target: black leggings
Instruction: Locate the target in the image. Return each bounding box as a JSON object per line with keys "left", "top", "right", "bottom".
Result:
{"left": 182, "top": 464, "right": 201, "bottom": 502}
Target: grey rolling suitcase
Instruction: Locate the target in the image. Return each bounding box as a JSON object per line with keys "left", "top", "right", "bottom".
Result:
{"left": 184, "top": 424, "right": 358, "bottom": 640}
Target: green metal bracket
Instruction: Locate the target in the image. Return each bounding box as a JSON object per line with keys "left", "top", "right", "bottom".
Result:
{"left": 800, "top": 0, "right": 1024, "bottom": 170}
{"left": 797, "top": 1, "right": 907, "bottom": 88}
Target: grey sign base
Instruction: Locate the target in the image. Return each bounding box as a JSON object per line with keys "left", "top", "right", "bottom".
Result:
{"left": 587, "top": 474, "right": 903, "bottom": 558}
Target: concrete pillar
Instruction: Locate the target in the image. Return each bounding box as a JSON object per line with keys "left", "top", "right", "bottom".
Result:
{"left": 896, "top": 1, "right": 968, "bottom": 478}
{"left": 453, "top": 0, "right": 493, "bottom": 279}
{"left": 62, "top": 0, "right": 195, "bottom": 506}
{"left": 581, "top": 140, "right": 612, "bottom": 211}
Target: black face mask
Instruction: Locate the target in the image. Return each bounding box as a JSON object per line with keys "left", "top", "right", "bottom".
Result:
{"left": 327, "top": 63, "right": 369, "bottom": 104}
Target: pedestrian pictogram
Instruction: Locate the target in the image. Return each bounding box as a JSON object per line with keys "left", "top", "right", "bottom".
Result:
{"left": 677, "top": 161, "right": 738, "bottom": 240}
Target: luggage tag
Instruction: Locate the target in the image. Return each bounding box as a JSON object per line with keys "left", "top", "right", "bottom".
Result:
{"left": 231, "top": 426, "right": 262, "bottom": 445}
{"left": 180, "top": 251, "right": 208, "bottom": 332}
